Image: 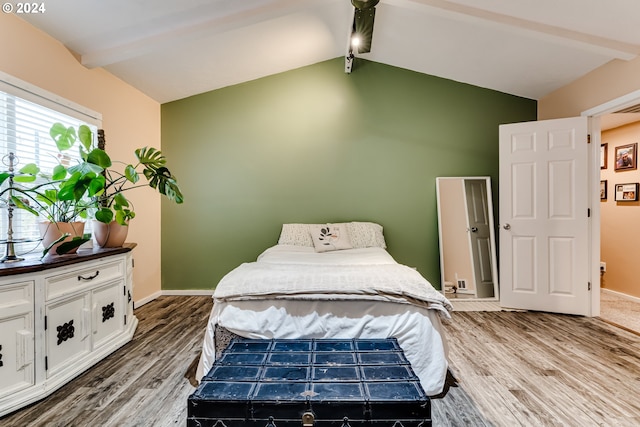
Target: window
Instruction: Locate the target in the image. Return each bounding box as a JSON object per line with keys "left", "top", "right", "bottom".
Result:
{"left": 0, "top": 72, "right": 102, "bottom": 257}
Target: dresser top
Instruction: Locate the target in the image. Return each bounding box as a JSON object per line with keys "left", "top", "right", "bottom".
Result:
{"left": 0, "top": 243, "right": 136, "bottom": 277}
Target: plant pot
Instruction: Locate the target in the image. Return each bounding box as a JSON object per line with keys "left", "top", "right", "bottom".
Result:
{"left": 38, "top": 221, "right": 86, "bottom": 255}
{"left": 93, "top": 220, "right": 129, "bottom": 248}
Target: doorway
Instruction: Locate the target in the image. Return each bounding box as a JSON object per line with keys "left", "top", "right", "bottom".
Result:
{"left": 583, "top": 89, "right": 640, "bottom": 317}
{"left": 596, "top": 113, "right": 640, "bottom": 331}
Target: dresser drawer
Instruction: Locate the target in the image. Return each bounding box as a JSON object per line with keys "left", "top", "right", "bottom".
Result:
{"left": 45, "top": 259, "right": 125, "bottom": 301}
{"left": 0, "top": 281, "right": 34, "bottom": 314}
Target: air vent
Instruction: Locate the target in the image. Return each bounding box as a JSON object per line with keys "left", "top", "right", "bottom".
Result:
{"left": 613, "top": 104, "right": 640, "bottom": 114}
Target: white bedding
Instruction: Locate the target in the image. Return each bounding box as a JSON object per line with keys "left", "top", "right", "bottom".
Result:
{"left": 196, "top": 245, "right": 453, "bottom": 395}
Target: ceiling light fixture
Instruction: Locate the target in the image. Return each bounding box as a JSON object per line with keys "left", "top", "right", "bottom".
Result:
{"left": 345, "top": 0, "right": 380, "bottom": 74}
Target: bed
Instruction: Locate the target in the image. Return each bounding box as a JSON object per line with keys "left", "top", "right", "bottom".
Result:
{"left": 195, "top": 222, "right": 453, "bottom": 396}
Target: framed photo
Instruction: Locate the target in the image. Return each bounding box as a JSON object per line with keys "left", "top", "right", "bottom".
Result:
{"left": 614, "top": 143, "right": 637, "bottom": 171}
{"left": 614, "top": 183, "right": 639, "bottom": 201}
{"left": 601, "top": 143, "right": 608, "bottom": 169}
{"left": 600, "top": 180, "right": 607, "bottom": 200}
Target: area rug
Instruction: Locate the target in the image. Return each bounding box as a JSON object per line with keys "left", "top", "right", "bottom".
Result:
{"left": 599, "top": 290, "right": 640, "bottom": 335}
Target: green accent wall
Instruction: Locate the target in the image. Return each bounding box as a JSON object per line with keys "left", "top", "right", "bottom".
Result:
{"left": 160, "top": 58, "right": 536, "bottom": 291}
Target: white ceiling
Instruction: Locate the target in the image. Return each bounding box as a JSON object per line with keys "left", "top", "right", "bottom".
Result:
{"left": 20, "top": 0, "right": 640, "bottom": 110}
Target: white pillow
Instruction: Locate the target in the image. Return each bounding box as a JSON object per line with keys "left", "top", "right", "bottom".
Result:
{"left": 309, "top": 224, "right": 353, "bottom": 252}
{"left": 346, "top": 222, "right": 387, "bottom": 249}
{"left": 277, "top": 223, "right": 317, "bottom": 246}
{"left": 278, "top": 221, "right": 386, "bottom": 249}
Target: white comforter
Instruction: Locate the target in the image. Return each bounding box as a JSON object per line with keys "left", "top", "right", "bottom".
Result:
{"left": 196, "top": 245, "right": 453, "bottom": 395}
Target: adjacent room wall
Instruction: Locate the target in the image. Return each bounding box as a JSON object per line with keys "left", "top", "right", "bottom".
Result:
{"left": 539, "top": 57, "right": 640, "bottom": 119}
{"left": 161, "top": 58, "right": 536, "bottom": 291}
{"left": 600, "top": 122, "right": 640, "bottom": 299}
{"left": 0, "top": 15, "right": 162, "bottom": 303}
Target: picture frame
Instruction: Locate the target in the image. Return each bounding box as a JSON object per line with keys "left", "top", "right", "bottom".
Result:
{"left": 614, "top": 182, "right": 639, "bottom": 201}
{"left": 614, "top": 143, "right": 637, "bottom": 171}
{"left": 600, "top": 180, "right": 607, "bottom": 200}
{"left": 601, "top": 143, "right": 607, "bottom": 169}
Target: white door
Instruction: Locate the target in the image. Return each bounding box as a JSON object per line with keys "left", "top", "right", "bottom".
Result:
{"left": 465, "top": 179, "right": 495, "bottom": 298}
{"left": 499, "top": 117, "right": 591, "bottom": 315}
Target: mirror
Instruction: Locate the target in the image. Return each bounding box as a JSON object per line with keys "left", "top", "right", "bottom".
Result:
{"left": 436, "top": 177, "right": 499, "bottom": 300}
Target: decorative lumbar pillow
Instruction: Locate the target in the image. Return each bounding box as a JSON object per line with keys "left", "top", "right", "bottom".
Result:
{"left": 309, "top": 224, "right": 353, "bottom": 252}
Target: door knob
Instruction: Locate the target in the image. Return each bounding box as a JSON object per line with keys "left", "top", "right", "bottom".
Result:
{"left": 503, "top": 223, "right": 511, "bottom": 230}
{"left": 470, "top": 227, "right": 478, "bottom": 232}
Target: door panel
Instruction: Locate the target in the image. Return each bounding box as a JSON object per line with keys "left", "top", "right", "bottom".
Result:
{"left": 500, "top": 117, "right": 590, "bottom": 315}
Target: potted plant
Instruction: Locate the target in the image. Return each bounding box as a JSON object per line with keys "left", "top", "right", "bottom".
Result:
{"left": 0, "top": 158, "right": 105, "bottom": 256}
{"left": 0, "top": 123, "right": 108, "bottom": 256}
{"left": 91, "top": 145, "right": 184, "bottom": 247}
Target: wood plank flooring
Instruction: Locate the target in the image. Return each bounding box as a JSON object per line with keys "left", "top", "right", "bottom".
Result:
{"left": 1, "top": 296, "right": 639, "bottom": 426}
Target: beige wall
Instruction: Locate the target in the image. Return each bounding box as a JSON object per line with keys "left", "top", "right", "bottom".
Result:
{"left": 600, "top": 122, "right": 640, "bottom": 298}
{"left": 0, "top": 15, "right": 162, "bottom": 302}
{"left": 539, "top": 57, "right": 640, "bottom": 119}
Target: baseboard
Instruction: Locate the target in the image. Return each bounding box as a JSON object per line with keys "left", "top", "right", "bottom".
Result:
{"left": 602, "top": 288, "right": 640, "bottom": 304}
{"left": 134, "top": 290, "right": 162, "bottom": 308}
{"left": 161, "top": 289, "right": 214, "bottom": 296}
{"left": 134, "top": 289, "right": 214, "bottom": 308}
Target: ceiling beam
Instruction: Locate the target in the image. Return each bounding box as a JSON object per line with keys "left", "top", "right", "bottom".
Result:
{"left": 385, "top": 0, "right": 640, "bottom": 60}
{"left": 81, "top": 0, "right": 343, "bottom": 68}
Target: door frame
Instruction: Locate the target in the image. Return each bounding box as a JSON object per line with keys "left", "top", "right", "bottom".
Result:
{"left": 582, "top": 89, "right": 640, "bottom": 317}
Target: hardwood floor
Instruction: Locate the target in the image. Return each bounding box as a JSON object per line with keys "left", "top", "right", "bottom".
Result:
{"left": 444, "top": 310, "right": 640, "bottom": 426}
{"left": 2, "top": 296, "right": 639, "bottom": 426}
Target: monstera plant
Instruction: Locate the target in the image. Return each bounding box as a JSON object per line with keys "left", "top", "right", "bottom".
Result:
{"left": 91, "top": 144, "right": 184, "bottom": 247}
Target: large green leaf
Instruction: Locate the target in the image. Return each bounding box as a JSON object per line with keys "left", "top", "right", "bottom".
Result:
{"left": 13, "top": 163, "right": 39, "bottom": 183}
{"left": 41, "top": 233, "right": 68, "bottom": 258}
{"left": 95, "top": 207, "right": 114, "bottom": 223}
{"left": 86, "top": 148, "right": 112, "bottom": 169}
{"left": 135, "top": 147, "right": 166, "bottom": 168}
{"left": 115, "top": 209, "right": 134, "bottom": 225}
{"left": 19, "top": 163, "right": 40, "bottom": 175}
{"left": 13, "top": 175, "right": 37, "bottom": 183}
{"left": 57, "top": 172, "right": 87, "bottom": 201}
{"left": 77, "top": 125, "right": 93, "bottom": 151}
{"left": 113, "top": 192, "right": 129, "bottom": 207}
{"left": 88, "top": 174, "right": 106, "bottom": 197}
{"left": 0, "top": 172, "right": 9, "bottom": 186}
{"left": 124, "top": 165, "right": 139, "bottom": 184}
{"left": 67, "top": 160, "right": 104, "bottom": 176}
{"left": 49, "top": 123, "right": 77, "bottom": 151}
{"left": 51, "top": 164, "right": 67, "bottom": 181}
{"left": 35, "top": 189, "right": 57, "bottom": 207}
{"left": 55, "top": 236, "right": 90, "bottom": 255}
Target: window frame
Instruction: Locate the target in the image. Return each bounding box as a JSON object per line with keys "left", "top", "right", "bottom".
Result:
{"left": 0, "top": 71, "right": 103, "bottom": 257}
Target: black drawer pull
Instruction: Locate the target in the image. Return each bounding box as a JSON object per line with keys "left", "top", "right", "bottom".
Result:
{"left": 78, "top": 271, "right": 100, "bottom": 281}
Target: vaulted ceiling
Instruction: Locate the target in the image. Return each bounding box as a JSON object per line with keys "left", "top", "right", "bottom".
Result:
{"left": 20, "top": 0, "right": 640, "bottom": 109}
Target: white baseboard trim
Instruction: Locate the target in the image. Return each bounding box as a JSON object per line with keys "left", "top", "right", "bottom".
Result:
{"left": 134, "top": 289, "right": 214, "bottom": 308}
{"left": 134, "top": 290, "right": 162, "bottom": 308}
{"left": 161, "top": 289, "right": 214, "bottom": 296}
{"left": 602, "top": 288, "right": 640, "bottom": 304}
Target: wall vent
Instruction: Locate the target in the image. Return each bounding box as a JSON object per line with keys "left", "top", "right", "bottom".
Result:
{"left": 613, "top": 104, "right": 640, "bottom": 114}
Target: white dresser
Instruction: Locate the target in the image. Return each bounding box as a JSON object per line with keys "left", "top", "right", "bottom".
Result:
{"left": 0, "top": 245, "right": 137, "bottom": 417}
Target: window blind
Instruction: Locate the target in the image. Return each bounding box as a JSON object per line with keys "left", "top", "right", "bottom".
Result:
{"left": 0, "top": 72, "right": 102, "bottom": 257}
